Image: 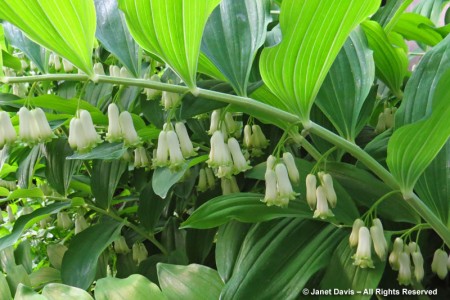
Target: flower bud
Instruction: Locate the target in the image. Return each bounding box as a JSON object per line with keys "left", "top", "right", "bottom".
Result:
{"left": 432, "top": 249, "right": 448, "bottom": 280}
{"left": 375, "top": 112, "right": 386, "bottom": 134}
{"left": 114, "top": 236, "right": 130, "bottom": 254}
{"left": 209, "top": 110, "right": 221, "bottom": 135}
{"left": 53, "top": 54, "right": 61, "bottom": 71}
{"left": 106, "top": 103, "right": 122, "bottom": 142}
{"left": 0, "top": 111, "right": 17, "bottom": 148}
{"left": 352, "top": 227, "right": 374, "bottom": 268}
{"left": 120, "top": 67, "right": 131, "bottom": 78}
{"left": 243, "top": 125, "right": 252, "bottom": 148}
{"left": 154, "top": 131, "right": 169, "bottom": 167}
{"left": 321, "top": 173, "right": 337, "bottom": 208}
{"left": 134, "top": 147, "right": 149, "bottom": 168}
{"left": 251, "top": 125, "right": 269, "bottom": 149}
{"left": 370, "top": 218, "right": 387, "bottom": 260}
{"left": 397, "top": 252, "right": 412, "bottom": 285}
{"left": 228, "top": 138, "right": 251, "bottom": 174}
{"left": 282, "top": 152, "right": 299, "bottom": 184}
{"left": 175, "top": 122, "right": 197, "bottom": 158}
{"left": 75, "top": 215, "right": 89, "bottom": 234}
{"left": 56, "top": 212, "right": 73, "bottom": 230}
{"left": 166, "top": 130, "right": 185, "bottom": 169}
{"left": 162, "top": 91, "right": 181, "bottom": 110}
{"left": 313, "top": 186, "right": 334, "bottom": 219}
{"left": 94, "top": 63, "right": 105, "bottom": 75}
{"left": 197, "top": 169, "right": 208, "bottom": 192}
{"left": 132, "top": 242, "right": 148, "bottom": 265}
{"left": 224, "top": 112, "right": 238, "bottom": 134}
{"left": 119, "top": 112, "right": 140, "bottom": 146}
{"left": 384, "top": 108, "right": 395, "bottom": 129}
{"left": 262, "top": 170, "right": 277, "bottom": 206}
{"left": 412, "top": 251, "right": 424, "bottom": 282}
{"left": 143, "top": 75, "right": 162, "bottom": 100}
{"left": 305, "top": 174, "right": 317, "bottom": 210}
{"left": 266, "top": 155, "right": 276, "bottom": 171}
{"left": 349, "top": 219, "right": 364, "bottom": 248}
{"left": 110, "top": 65, "right": 121, "bottom": 77}
{"left": 62, "top": 59, "right": 74, "bottom": 72}
{"left": 389, "top": 238, "right": 404, "bottom": 271}
{"left": 68, "top": 110, "right": 101, "bottom": 152}
{"left": 205, "top": 168, "right": 216, "bottom": 190}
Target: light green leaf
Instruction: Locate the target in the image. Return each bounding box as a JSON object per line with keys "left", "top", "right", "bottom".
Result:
{"left": 371, "top": 0, "right": 413, "bottom": 33}
{"left": 157, "top": 263, "right": 223, "bottom": 300}
{"left": 361, "top": 20, "right": 408, "bottom": 98}
{"left": 61, "top": 220, "right": 124, "bottom": 290}
{"left": 315, "top": 27, "right": 375, "bottom": 141}
{"left": 0, "top": 274, "right": 11, "bottom": 300}
{"left": 413, "top": 0, "right": 449, "bottom": 25}
{"left": 0, "top": 0, "right": 96, "bottom": 74}
{"left": 94, "top": 0, "right": 141, "bottom": 77}
{"left": 42, "top": 284, "right": 93, "bottom": 300}
{"left": 200, "top": 0, "right": 271, "bottom": 96}
{"left": 95, "top": 274, "right": 166, "bottom": 300}
{"left": 393, "top": 13, "right": 443, "bottom": 46}
{"left": 0, "top": 202, "right": 70, "bottom": 252}
{"left": 14, "top": 284, "right": 44, "bottom": 300}
{"left": 2, "top": 51, "right": 22, "bottom": 72}
{"left": 29, "top": 268, "right": 61, "bottom": 288}
{"left": 152, "top": 164, "right": 189, "bottom": 199}
{"left": 221, "top": 219, "right": 345, "bottom": 300}
{"left": 17, "top": 146, "right": 42, "bottom": 189}
{"left": 259, "top": 0, "right": 379, "bottom": 121}
{"left": 6, "top": 188, "right": 44, "bottom": 201}
{"left": 66, "top": 143, "right": 127, "bottom": 161}
{"left": 118, "top": 0, "right": 221, "bottom": 89}
{"left": 91, "top": 159, "right": 128, "bottom": 209}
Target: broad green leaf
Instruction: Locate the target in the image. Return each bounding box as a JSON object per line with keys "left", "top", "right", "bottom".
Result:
{"left": 361, "top": 20, "right": 408, "bottom": 98}
{"left": 118, "top": 0, "right": 221, "bottom": 89}
{"left": 371, "top": 0, "right": 413, "bottom": 33}
{"left": 259, "top": 0, "right": 379, "bottom": 121}
{"left": 221, "top": 219, "right": 345, "bottom": 300}
{"left": 14, "top": 284, "right": 44, "bottom": 300}
{"left": 45, "top": 139, "right": 81, "bottom": 196}
{"left": 157, "top": 263, "right": 223, "bottom": 300}
{"left": 393, "top": 13, "right": 443, "bottom": 46}
{"left": 152, "top": 164, "right": 189, "bottom": 199}
{"left": 0, "top": 274, "right": 11, "bottom": 300}
{"left": 47, "top": 244, "right": 67, "bottom": 271}
{"left": 0, "top": 0, "right": 96, "bottom": 74}
{"left": 197, "top": 53, "right": 228, "bottom": 81}
{"left": 215, "top": 221, "right": 252, "bottom": 283}
{"left": 138, "top": 183, "right": 168, "bottom": 232}
{"left": 14, "top": 241, "right": 32, "bottom": 274}
{"left": 17, "top": 146, "right": 41, "bottom": 189}
{"left": 61, "top": 219, "right": 124, "bottom": 290}
{"left": 0, "top": 202, "right": 70, "bottom": 252}
{"left": 6, "top": 265, "right": 30, "bottom": 296}
{"left": 2, "top": 22, "right": 47, "bottom": 73}
{"left": 185, "top": 228, "right": 216, "bottom": 264}
{"left": 414, "top": 0, "right": 449, "bottom": 25}
{"left": 29, "top": 268, "right": 61, "bottom": 288}
{"left": 387, "top": 70, "right": 450, "bottom": 195}
{"left": 315, "top": 27, "right": 375, "bottom": 141}
{"left": 320, "top": 238, "right": 386, "bottom": 300}
{"left": 6, "top": 188, "right": 44, "bottom": 201}
{"left": 95, "top": 274, "right": 166, "bottom": 300}
{"left": 94, "top": 0, "right": 141, "bottom": 77}
{"left": 200, "top": 0, "right": 271, "bottom": 96}
{"left": 42, "top": 283, "right": 93, "bottom": 300}
{"left": 2, "top": 51, "right": 22, "bottom": 72}
{"left": 67, "top": 143, "right": 127, "bottom": 161}
{"left": 91, "top": 159, "right": 128, "bottom": 209}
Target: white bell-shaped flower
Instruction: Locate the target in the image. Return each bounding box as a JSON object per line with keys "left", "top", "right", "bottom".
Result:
{"left": 143, "top": 74, "right": 162, "bottom": 100}
{"left": 321, "top": 173, "right": 337, "bottom": 208}
{"left": 397, "top": 252, "right": 412, "bottom": 286}
{"left": 68, "top": 110, "right": 101, "bottom": 153}
{"left": 175, "top": 122, "right": 197, "bottom": 158}
{"left": 352, "top": 226, "right": 374, "bottom": 268}
{"left": 62, "top": 59, "right": 74, "bottom": 72}
{"left": 120, "top": 67, "right": 131, "bottom": 78}
{"left": 32, "top": 108, "right": 54, "bottom": 142}
{"left": 154, "top": 131, "right": 169, "bottom": 167}
{"left": 53, "top": 54, "right": 61, "bottom": 71}
{"left": 119, "top": 111, "right": 140, "bottom": 146}
{"left": 197, "top": 169, "right": 208, "bottom": 192}
{"left": 80, "top": 110, "right": 100, "bottom": 143}
{"left": 266, "top": 155, "right": 276, "bottom": 171}
{"left": 251, "top": 125, "right": 269, "bottom": 149}
{"left": 0, "top": 111, "right": 16, "bottom": 148}
{"left": 166, "top": 130, "right": 185, "bottom": 169}
{"left": 93, "top": 63, "right": 105, "bottom": 75}
{"left": 114, "top": 236, "right": 130, "bottom": 254}
{"left": 411, "top": 251, "right": 424, "bottom": 282}
{"left": 209, "top": 110, "right": 221, "bottom": 135}
{"left": 207, "top": 131, "right": 232, "bottom": 168}
{"left": 132, "top": 242, "right": 148, "bottom": 265}
{"left": 262, "top": 169, "right": 278, "bottom": 206}
{"left": 370, "top": 218, "right": 387, "bottom": 260}
{"left": 275, "top": 163, "right": 297, "bottom": 207}
{"left": 432, "top": 249, "right": 448, "bottom": 280}
{"left": 228, "top": 138, "right": 251, "bottom": 174}
{"left": 134, "top": 147, "right": 149, "bottom": 168}
{"left": 162, "top": 91, "right": 181, "bottom": 110}
{"left": 106, "top": 103, "right": 122, "bottom": 142}
{"left": 306, "top": 174, "right": 317, "bottom": 210}
{"left": 389, "top": 237, "right": 404, "bottom": 271}
{"left": 282, "top": 152, "right": 299, "bottom": 184}
{"left": 18, "top": 107, "right": 34, "bottom": 143}
{"left": 349, "top": 219, "right": 364, "bottom": 248}
{"left": 313, "top": 186, "right": 334, "bottom": 219}
{"left": 110, "top": 65, "right": 121, "bottom": 77}
{"left": 243, "top": 124, "right": 252, "bottom": 148}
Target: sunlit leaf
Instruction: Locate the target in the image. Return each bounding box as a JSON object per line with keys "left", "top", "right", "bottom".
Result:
{"left": 95, "top": 274, "right": 166, "bottom": 300}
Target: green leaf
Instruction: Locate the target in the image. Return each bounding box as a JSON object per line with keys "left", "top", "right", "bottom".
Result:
{"left": 185, "top": 228, "right": 216, "bottom": 264}
{"left": 118, "top": 0, "right": 221, "bottom": 89}
{"left": 67, "top": 143, "right": 127, "bottom": 160}
{"left": 371, "top": 0, "right": 413, "bottom": 33}
{"left": 61, "top": 219, "right": 124, "bottom": 290}
{"left": 6, "top": 188, "right": 44, "bottom": 201}
{"left": 2, "top": 51, "right": 22, "bottom": 72}
{"left": 157, "top": 263, "right": 223, "bottom": 300}
{"left": 14, "top": 284, "right": 44, "bottom": 300}
{"left": 200, "top": 0, "right": 271, "bottom": 96}
{"left": 94, "top": 0, "right": 141, "bottom": 77}
{"left": 17, "top": 146, "right": 41, "bottom": 189}
{"left": 361, "top": 20, "right": 408, "bottom": 98}
{"left": 259, "top": 0, "right": 379, "bottom": 121}
{"left": 152, "top": 164, "right": 189, "bottom": 199}
{"left": 0, "top": 0, "right": 96, "bottom": 74}
{"left": 45, "top": 139, "right": 81, "bottom": 195}
{"left": 42, "top": 283, "right": 93, "bottom": 300}
{"left": 387, "top": 69, "right": 450, "bottom": 194}
{"left": 6, "top": 265, "right": 30, "bottom": 296}
{"left": 138, "top": 183, "right": 168, "bottom": 232}
{"left": 393, "top": 13, "right": 443, "bottom": 46}
{"left": 221, "top": 219, "right": 345, "bottom": 300}
{"left": 320, "top": 238, "right": 386, "bottom": 300}
{"left": 91, "top": 159, "right": 128, "bottom": 209}
{"left": 0, "top": 202, "right": 70, "bottom": 252}
{"left": 29, "top": 268, "right": 61, "bottom": 288}
{"left": 315, "top": 27, "right": 375, "bottom": 141}
{"left": 0, "top": 274, "right": 11, "bottom": 300}
{"left": 413, "top": 0, "right": 449, "bottom": 25}
{"left": 95, "top": 274, "right": 166, "bottom": 300}
{"left": 14, "top": 241, "right": 32, "bottom": 274}
{"left": 2, "top": 22, "right": 47, "bottom": 73}
{"left": 215, "top": 221, "right": 252, "bottom": 283}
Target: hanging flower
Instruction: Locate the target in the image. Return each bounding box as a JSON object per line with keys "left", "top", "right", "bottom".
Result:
{"left": 134, "top": 146, "right": 150, "bottom": 168}
{"left": 266, "top": 155, "right": 277, "bottom": 171}
{"left": 221, "top": 176, "right": 239, "bottom": 195}
{"left": 389, "top": 237, "right": 404, "bottom": 271}
{"left": 132, "top": 242, "right": 148, "bottom": 265}
{"left": 197, "top": 168, "right": 208, "bottom": 192}
{"left": 224, "top": 112, "right": 239, "bottom": 136}
{"left": 243, "top": 124, "right": 252, "bottom": 149}
{"left": 62, "top": 59, "right": 74, "bottom": 72}
{"left": 110, "top": 65, "right": 121, "bottom": 77}
{"left": 370, "top": 218, "right": 387, "bottom": 260}
{"left": 349, "top": 219, "right": 364, "bottom": 248}
{"left": 208, "top": 110, "right": 221, "bottom": 135}
{"left": 282, "top": 152, "right": 299, "bottom": 184}
{"left": 262, "top": 169, "right": 278, "bottom": 206}
{"left": 119, "top": 111, "right": 140, "bottom": 147}
{"left": 175, "top": 122, "right": 197, "bottom": 158}
{"left": 162, "top": 91, "right": 181, "bottom": 110}
{"left": 56, "top": 212, "right": 73, "bottom": 230}
{"left": 275, "top": 163, "right": 297, "bottom": 207}
{"left": 411, "top": 248, "right": 424, "bottom": 282}
{"left": 153, "top": 131, "right": 169, "bottom": 167}
{"left": 305, "top": 174, "right": 317, "bottom": 210}
{"left": 68, "top": 110, "right": 101, "bottom": 153}
{"left": 166, "top": 130, "right": 185, "bottom": 169}
{"left": 207, "top": 131, "right": 232, "bottom": 170}
{"left": 0, "top": 111, "right": 17, "bottom": 149}
{"left": 18, "top": 107, "right": 54, "bottom": 145}
{"left": 228, "top": 138, "right": 251, "bottom": 174}
{"left": 93, "top": 63, "right": 105, "bottom": 75}
{"left": 352, "top": 226, "right": 374, "bottom": 268}
{"left": 397, "top": 252, "right": 412, "bottom": 286}
{"left": 114, "top": 236, "right": 130, "bottom": 254}
{"left": 431, "top": 249, "right": 448, "bottom": 280}
{"left": 313, "top": 186, "right": 334, "bottom": 219}
{"left": 106, "top": 103, "right": 122, "bottom": 142}
{"left": 120, "top": 67, "right": 131, "bottom": 78}
{"left": 319, "top": 173, "right": 337, "bottom": 208}
{"left": 205, "top": 167, "right": 216, "bottom": 190}
{"left": 33, "top": 108, "right": 55, "bottom": 142}
{"left": 251, "top": 125, "right": 269, "bottom": 149}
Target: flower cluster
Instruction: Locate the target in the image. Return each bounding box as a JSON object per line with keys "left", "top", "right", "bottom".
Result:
{"left": 221, "top": 176, "right": 240, "bottom": 195}
{"left": 243, "top": 124, "right": 269, "bottom": 156}
{"left": 375, "top": 107, "right": 397, "bottom": 134}
{"left": 106, "top": 103, "right": 140, "bottom": 146}
{"left": 68, "top": 110, "right": 102, "bottom": 153}
{"left": 18, "top": 107, "right": 55, "bottom": 145}
{"left": 350, "top": 218, "right": 387, "bottom": 269}
{"left": 431, "top": 249, "right": 450, "bottom": 280}
{"left": 134, "top": 146, "right": 150, "bottom": 168}
{"left": 262, "top": 154, "right": 299, "bottom": 208}
{"left": 388, "top": 238, "right": 424, "bottom": 285}
{"left": 306, "top": 172, "right": 336, "bottom": 219}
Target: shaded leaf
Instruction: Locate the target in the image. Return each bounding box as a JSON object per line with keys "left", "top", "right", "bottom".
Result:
{"left": 91, "top": 159, "right": 128, "bottom": 209}
{"left": 95, "top": 274, "right": 166, "bottom": 300}
{"left": 42, "top": 283, "right": 93, "bottom": 300}
{"left": 67, "top": 143, "right": 126, "bottom": 161}
{"left": 138, "top": 183, "right": 167, "bottom": 232}
{"left": 29, "top": 268, "right": 61, "bottom": 289}
{"left": 14, "top": 284, "right": 42, "bottom": 300}
{"left": 152, "top": 164, "right": 189, "bottom": 199}
{"left": 371, "top": 0, "right": 413, "bottom": 33}
{"left": 17, "top": 146, "right": 41, "bottom": 189}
